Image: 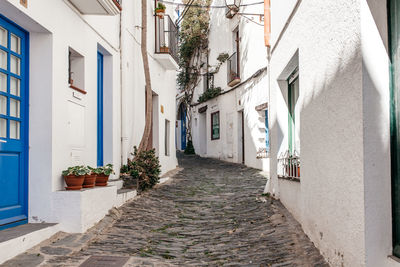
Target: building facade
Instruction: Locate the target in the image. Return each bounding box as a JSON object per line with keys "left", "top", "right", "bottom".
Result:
{"left": 181, "top": 0, "right": 270, "bottom": 172}
{"left": 266, "top": 0, "right": 398, "bottom": 266}
{"left": 0, "top": 0, "right": 178, "bottom": 263}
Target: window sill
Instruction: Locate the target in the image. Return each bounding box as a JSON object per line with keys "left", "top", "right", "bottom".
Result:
{"left": 69, "top": 85, "right": 87, "bottom": 95}
{"left": 278, "top": 175, "right": 300, "bottom": 182}
{"left": 388, "top": 255, "right": 400, "bottom": 263}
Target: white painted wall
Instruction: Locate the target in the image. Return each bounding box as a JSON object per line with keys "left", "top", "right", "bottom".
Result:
{"left": 0, "top": 0, "right": 178, "bottom": 232}
{"left": 268, "top": 0, "right": 394, "bottom": 266}
{"left": 190, "top": 0, "right": 270, "bottom": 172}
{"left": 122, "top": 0, "right": 178, "bottom": 174}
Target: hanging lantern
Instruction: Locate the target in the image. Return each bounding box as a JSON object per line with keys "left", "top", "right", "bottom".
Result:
{"left": 225, "top": 0, "right": 241, "bottom": 18}
{"left": 225, "top": 0, "right": 241, "bottom": 10}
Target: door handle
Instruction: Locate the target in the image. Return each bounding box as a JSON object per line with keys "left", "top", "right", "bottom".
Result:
{"left": 0, "top": 140, "right": 6, "bottom": 143}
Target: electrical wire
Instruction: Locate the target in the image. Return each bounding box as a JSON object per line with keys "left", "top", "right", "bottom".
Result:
{"left": 175, "top": 0, "right": 195, "bottom": 25}
{"left": 163, "top": 0, "right": 263, "bottom": 9}
{"left": 240, "top": 14, "right": 264, "bottom": 26}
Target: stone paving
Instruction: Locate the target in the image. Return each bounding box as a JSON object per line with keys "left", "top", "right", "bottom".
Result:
{"left": 2, "top": 153, "right": 328, "bottom": 267}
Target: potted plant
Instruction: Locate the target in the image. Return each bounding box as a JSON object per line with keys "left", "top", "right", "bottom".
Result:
{"left": 84, "top": 166, "right": 98, "bottom": 188}
{"left": 62, "top": 166, "right": 88, "bottom": 190}
{"left": 95, "top": 164, "right": 114, "bottom": 186}
{"left": 160, "top": 44, "right": 169, "bottom": 53}
{"left": 155, "top": 2, "right": 166, "bottom": 18}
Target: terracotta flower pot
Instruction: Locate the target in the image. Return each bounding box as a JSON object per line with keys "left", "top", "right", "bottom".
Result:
{"left": 156, "top": 10, "right": 165, "bottom": 18}
{"left": 64, "top": 175, "right": 85, "bottom": 190}
{"left": 83, "top": 174, "right": 96, "bottom": 188}
{"left": 160, "top": 47, "right": 169, "bottom": 53}
{"left": 96, "top": 174, "right": 109, "bottom": 186}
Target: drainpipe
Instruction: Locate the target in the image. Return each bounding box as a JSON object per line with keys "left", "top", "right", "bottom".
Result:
{"left": 120, "top": 3, "right": 128, "bottom": 164}
{"left": 264, "top": 0, "right": 272, "bottom": 194}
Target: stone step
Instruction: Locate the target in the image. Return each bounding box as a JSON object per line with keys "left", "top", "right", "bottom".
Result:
{"left": 0, "top": 223, "right": 60, "bottom": 264}
{"left": 108, "top": 179, "right": 123, "bottom": 190}
{"left": 116, "top": 189, "right": 137, "bottom": 207}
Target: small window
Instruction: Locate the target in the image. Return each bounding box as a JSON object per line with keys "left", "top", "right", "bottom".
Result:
{"left": 68, "top": 47, "right": 86, "bottom": 94}
{"left": 211, "top": 111, "right": 220, "bottom": 140}
{"left": 165, "top": 119, "right": 170, "bottom": 156}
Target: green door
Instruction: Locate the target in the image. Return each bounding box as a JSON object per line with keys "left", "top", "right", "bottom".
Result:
{"left": 390, "top": 0, "right": 400, "bottom": 257}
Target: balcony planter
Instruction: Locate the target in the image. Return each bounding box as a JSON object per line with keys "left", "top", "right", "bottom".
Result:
{"left": 160, "top": 46, "right": 169, "bottom": 53}
{"left": 155, "top": 2, "right": 166, "bottom": 18}
{"left": 228, "top": 77, "right": 241, "bottom": 87}
{"left": 95, "top": 164, "right": 114, "bottom": 186}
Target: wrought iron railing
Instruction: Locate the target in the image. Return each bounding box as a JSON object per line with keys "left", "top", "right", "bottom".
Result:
{"left": 155, "top": 15, "right": 178, "bottom": 63}
{"left": 227, "top": 52, "right": 240, "bottom": 86}
{"left": 278, "top": 150, "right": 300, "bottom": 180}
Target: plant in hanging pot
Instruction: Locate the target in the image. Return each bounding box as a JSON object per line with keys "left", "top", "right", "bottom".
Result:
{"left": 84, "top": 166, "right": 98, "bottom": 188}
{"left": 62, "top": 166, "right": 88, "bottom": 190}
{"left": 95, "top": 164, "right": 114, "bottom": 186}
{"left": 155, "top": 2, "right": 166, "bottom": 18}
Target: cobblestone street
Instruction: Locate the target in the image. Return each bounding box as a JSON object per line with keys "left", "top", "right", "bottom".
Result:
{"left": 3, "top": 154, "right": 327, "bottom": 266}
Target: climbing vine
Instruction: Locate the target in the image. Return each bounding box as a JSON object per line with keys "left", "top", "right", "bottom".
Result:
{"left": 177, "top": 0, "right": 211, "bottom": 153}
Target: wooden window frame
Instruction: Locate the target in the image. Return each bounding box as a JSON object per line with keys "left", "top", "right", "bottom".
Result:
{"left": 211, "top": 111, "right": 220, "bottom": 140}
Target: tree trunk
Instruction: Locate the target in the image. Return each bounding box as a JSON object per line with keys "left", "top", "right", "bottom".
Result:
{"left": 138, "top": 0, "right": 153, "bottom": 153}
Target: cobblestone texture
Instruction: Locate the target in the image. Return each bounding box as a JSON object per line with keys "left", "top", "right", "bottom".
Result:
{"left": 3, "top": 153, "right": 328, "bottom": 266}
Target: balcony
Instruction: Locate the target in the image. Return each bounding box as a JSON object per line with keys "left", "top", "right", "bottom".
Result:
{"left": 154, "top": 15, "right": 179, "bottom": 70}
{"left": 227, "top": 52, "right": 241, "bottom": 87}
{"left": 277, "top": 151, "right": 300, "bottom": 181}
{"left": 68, "top": 0, "right": 122, "bottom": 15}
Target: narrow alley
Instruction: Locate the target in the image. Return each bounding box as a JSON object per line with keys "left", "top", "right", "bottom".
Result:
{"left": 3, "top": 154, "right": 327, "bottom": 266}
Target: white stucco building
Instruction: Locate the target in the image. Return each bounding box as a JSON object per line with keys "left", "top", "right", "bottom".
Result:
{"left": 266, "top": 0, "right": 400, "bottom": 266}
{"left": 0, "top": 0, "right": 178, "bottom": 263}
{"left": 180, "top": 0, "right": 400, "bottom": 266}
{"left": 179, "top": 0, "right": 270, "bottom": 172}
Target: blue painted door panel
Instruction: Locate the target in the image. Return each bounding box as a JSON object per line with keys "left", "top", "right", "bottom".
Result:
{"left": 97, "top": 52, "right": 104, "bottom": 167}
{"left": 180, "top": 107, "right": 186, "bottom": 150}
{"left": 0, "top": 14, "right": 29, "bottom": 229}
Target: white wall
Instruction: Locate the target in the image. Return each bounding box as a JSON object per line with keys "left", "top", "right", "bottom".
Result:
{"left": 190, "top": 0, "right": 270, "bottom": 172}
{"left": 268, "top": 0, "right": 393, "bottom": 266}
{"left": 1, "top": 0, "right": 177, "bottom": 228}
{"left": 122, "top": 0, "right": 178, "bottom": 174}
{"left": 361, "top": 0, "right": 392, "bottom": 266}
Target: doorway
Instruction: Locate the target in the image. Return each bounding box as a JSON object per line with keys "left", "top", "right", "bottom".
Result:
{"left": 0, "top": 15, "right": 29, "bottom": 230}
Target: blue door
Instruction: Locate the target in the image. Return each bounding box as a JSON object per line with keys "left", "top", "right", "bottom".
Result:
{"left": 97, "top": 52, "right": 103, "bottom": 167}
{"left": 0, "top": 15, "right": 29, "bottom": 230}
{"left": 180, "top": 104, "right": 186, "bottom": 150}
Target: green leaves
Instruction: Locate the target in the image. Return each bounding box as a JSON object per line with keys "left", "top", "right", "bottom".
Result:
{"left": 123, "top": 147, "right": 161, "bottom": 191}
{"left": 198, "top": 87, "right": 221, "bottom": 103}
{"left": 62, "top": 166, "right": 90, "bottom": 177}
{"left": 155, "top": 2, "right": 166, "bottom": 11}
{"left": 62, "top": 164, "right": 114, "bottom": 177}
